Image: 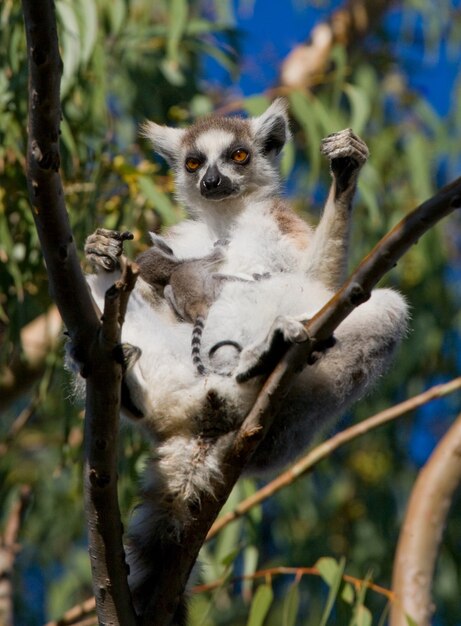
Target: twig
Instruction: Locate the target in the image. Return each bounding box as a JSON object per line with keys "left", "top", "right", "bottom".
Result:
{"left": 44, "top": 598, "right": 96, "bottom": 626}
{"left": 207, "top": 376, "right": 461, "bottom": 540}
{"left": 192, "top": 565, "right": 394, "bottom": 602}
{"left": 0, "top": 486, "right": 31, "bottom": 626}
{"left": 389, "top": 411, "right": 461, "bottom": 626}
{"left": 21, "top": 2, "right": 138, "bottom": 624}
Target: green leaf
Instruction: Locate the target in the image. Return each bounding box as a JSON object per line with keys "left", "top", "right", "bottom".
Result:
{"left": 75, "top": 0, "right": 98, "bottom": 65}
{"left": 353, "top": 605, "right": 372, "bottom": 626}
{"left": 138, "top": 176, "right": 177, "bottom": 226}
{"left": 316, "top": 557, "right": 346, "bottom": 626}
{"left": 341, "top": 582, "right": 355, "bottom": 605}
{"left": 316, "top": 557, "right": 344, "bottom": 587}
{"left": 166, "top": 0, "right": 188, "bottom": 64}
{"left": 405, "top": 133, "right": 433, "bottom": 203}
{"left": 282, "top": 583, "right": 300, "bottom": 626}
{"left": 280, "top": 139, "right": 295, "bottom": 180}
{"left": 243, "top": 95, "right": 271, "bottom": 117}
{"left": 289, "top": 90, "right": 322, "bottom": 186}
{"left": 246, "top": 584, "right": 274, "bottom": 626}
{"left": 242, "top": 544, "right": 259, "bottom": 598}
{"left": 405, "top": 615, "right": 419, "bottom": 626}
{"left": 56, "top": 1, "right": 81, "bottom": 97}
{"left": 160, "top": 59, "right": 186, "bottom": 86}
{"left": 344, "top": 84, "right": 371, "bottom": 135}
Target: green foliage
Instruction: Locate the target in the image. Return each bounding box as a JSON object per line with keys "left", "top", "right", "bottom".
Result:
{"left": 2, "top": 0, "right": 461, "bottom": 624}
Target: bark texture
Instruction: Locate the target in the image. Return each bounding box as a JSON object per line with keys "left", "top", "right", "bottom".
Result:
{"left": 390, "top": 412, "right": 461, "bottom": 626}
{"left": 21, "top": 2, "right": 138, "bottom": 623}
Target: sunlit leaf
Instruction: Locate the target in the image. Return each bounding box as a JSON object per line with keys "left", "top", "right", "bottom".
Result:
{"left": 316, "top": 557, "right": 346, "bottom": 626}
{"left": 75, "top": 0, "right": 98, "bottom": 65}
{"left": 344, "top": 83, "right": 371, "bottom": 135}
{"left": 246, "top": 584, "right": 273, "bottom": 626}
{"left": 166, "top": 0, "right": 188, "bottom": 64}
{"left": 353, "top": 605, "right": 372, "bottom": 626}
{"left": 341, "top": 582, "right": 355, "bottom": 605}
{"left": 56, "top": 2, "right": 81, "bottom": 97}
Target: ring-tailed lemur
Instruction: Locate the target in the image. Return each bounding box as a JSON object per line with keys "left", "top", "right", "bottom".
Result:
{"left": 82, "top": 99, "right": 409, "bottom": 623}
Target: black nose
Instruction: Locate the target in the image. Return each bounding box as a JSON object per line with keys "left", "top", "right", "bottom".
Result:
{"left": 201, "top": 165, "right": 221, "bottom": 191}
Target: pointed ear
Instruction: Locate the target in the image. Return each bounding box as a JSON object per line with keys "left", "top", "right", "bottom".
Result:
{"left": 250, "top": 98, "right": 291, "bottom": 156}
{"left": 140, "top": 121, "right": 186, "bottom": 166}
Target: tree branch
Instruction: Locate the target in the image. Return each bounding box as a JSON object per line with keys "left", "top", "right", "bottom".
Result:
{"left": 21, "top": 2, "right": 138, "bottom": 624}
{"left": 390, "top": 411, "right": 461, "bottom": 626}
{"left": 144, "top": 178, "right": 461, "bottom": 623}
{"left": 280, "top": 0, "right": 396, "bottom": 89}
{"left": 0, "top": 486, "right": 30, "bottom": 626}
{"left": 207, "top": 376, "right": 461, "bottom": 540}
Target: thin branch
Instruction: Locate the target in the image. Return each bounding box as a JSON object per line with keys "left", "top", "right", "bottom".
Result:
{"left": 144, "top": 178, "right": 461, "bottom": 623}
{"left": 21, "top": 2, "right": 138, "bottom": 624}
{"left": 207, "top": 376, "right": 461, "bottom": 540}
{"left": 44, "top": 599, "right": 96, "bottom": 626}
{"left": 390, "top": 411, "right": 461, "bottom": 626}
{"left": 192, "top": 565, "right": 394, "bottom": 602}
{"left": 0, "top": 486, "right": 31, "bottom": 626}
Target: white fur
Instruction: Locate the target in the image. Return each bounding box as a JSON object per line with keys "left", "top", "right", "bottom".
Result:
{"left": 85, "top": 103, "right": 409, "bottom": 619}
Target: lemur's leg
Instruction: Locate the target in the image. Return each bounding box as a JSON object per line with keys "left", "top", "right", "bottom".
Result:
{"left": 305, "top": 129, "right": 369, "bottom": 291}
{"left": 84, "top": 228, "right": 133, "bottom": 272}
{"left": 247, "top": 288, "right": 409, "bottom": 473}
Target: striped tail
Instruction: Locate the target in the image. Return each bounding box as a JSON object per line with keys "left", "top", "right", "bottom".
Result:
{"left": 192, "top": 316, "right": 207, "bottom": 376}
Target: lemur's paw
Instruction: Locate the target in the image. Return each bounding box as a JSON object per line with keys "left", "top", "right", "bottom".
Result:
{"left": 235, "top": 315, "right": 309, "bottom": 383}
{"left": 320, "top": 128, "right": 369, "bottom": 169}
{"left": 113, "top": 342, "right": 142, "bottom": 372}
{"left": 84, "top": 228, "right": 133, "bottom": 272}
{"left": 277, "top": 315, "right": 309, "bottom": 343}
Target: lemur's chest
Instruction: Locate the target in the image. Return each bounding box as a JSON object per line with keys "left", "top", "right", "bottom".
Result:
{"left": 220, "top": 204, "right": 309, "bottom": 276}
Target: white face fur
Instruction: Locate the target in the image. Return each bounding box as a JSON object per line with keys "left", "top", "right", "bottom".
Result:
{"left": 140, "top": 98, "right": 291, "bottom": 214}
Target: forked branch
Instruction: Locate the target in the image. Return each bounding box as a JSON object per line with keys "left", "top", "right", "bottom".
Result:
{"left": 21, "top": 1, "right": 138, "bottom": 624}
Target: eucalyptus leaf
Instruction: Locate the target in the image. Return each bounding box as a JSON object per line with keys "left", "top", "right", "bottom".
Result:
{"left": 246, "top": 584, "right": 274, "bottom": 626}
{"left": 282, "top": 583, "right": 300, "bottom": 626}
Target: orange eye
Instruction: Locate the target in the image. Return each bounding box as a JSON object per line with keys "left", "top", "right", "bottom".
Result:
{"left": 231, "top": 148, "right": 250, "bottom": 164}
{"left": 185, "top": 157, "right": 202, "bottom": 172}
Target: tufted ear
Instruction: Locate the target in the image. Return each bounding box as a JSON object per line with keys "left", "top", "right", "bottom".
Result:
{"left": 140, "top": 121, "right": 186, "bottom": 166}
{"left": 250, "top": 98, "right": 291, "bottom": 157}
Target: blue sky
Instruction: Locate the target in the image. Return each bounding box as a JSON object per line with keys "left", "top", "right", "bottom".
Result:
{"left": 205, "top": 0, "right": 461, "bottom": 117}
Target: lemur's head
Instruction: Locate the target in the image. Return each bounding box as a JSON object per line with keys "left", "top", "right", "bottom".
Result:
{"left": 141, "top": 99, "right": 290, "bottom": 211}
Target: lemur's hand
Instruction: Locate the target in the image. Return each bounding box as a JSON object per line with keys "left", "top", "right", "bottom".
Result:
{"left": 320, "top": 129, "right": 369, "bottom": 193}
{"left": 84, "top": 228, "right": 133, "bottom": 272}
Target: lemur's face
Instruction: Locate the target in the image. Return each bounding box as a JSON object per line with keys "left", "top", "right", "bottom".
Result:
{"left": 179, "top": 120, "right": 254, "bottom": 202}
{"left": 141, "top": 99, "right": 290, "bottom": 209}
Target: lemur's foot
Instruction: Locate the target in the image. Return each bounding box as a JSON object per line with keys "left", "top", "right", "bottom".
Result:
{"left": 320, "top": 129, "right": 369, "bottom": 193}
{"left": 235, "top": 315, "right": 309, "bottom": 383}
{"left": 85, "top": 228, "right": 133, "bottom": 272}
